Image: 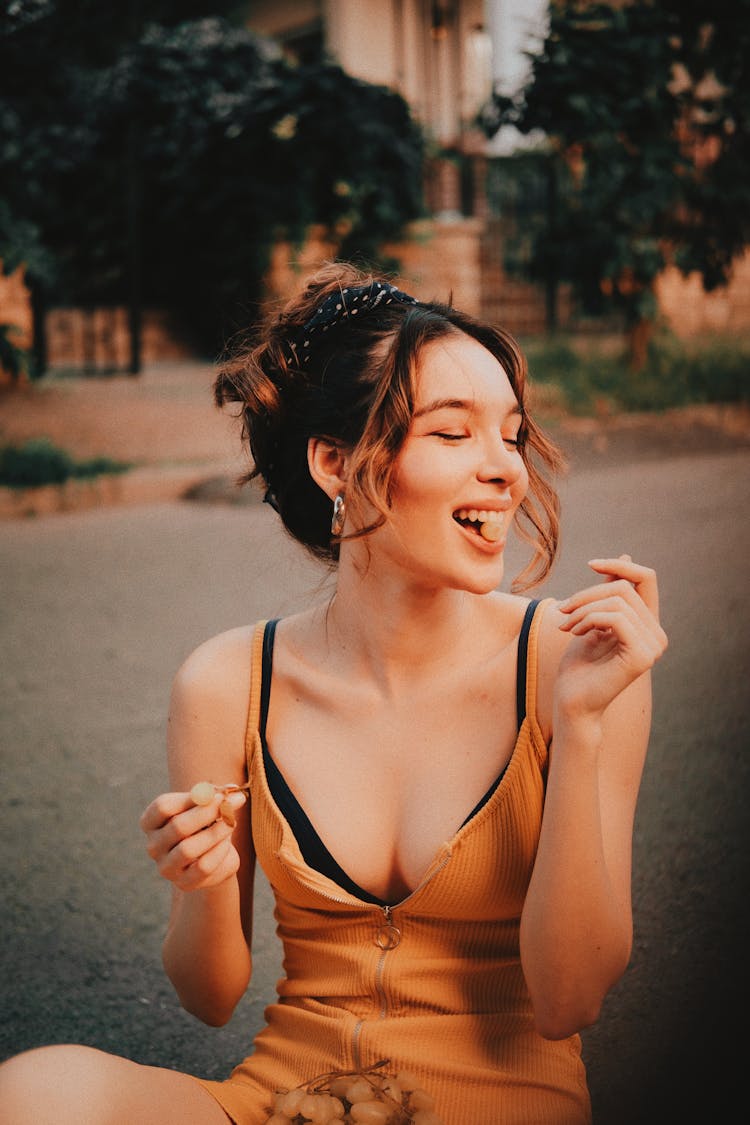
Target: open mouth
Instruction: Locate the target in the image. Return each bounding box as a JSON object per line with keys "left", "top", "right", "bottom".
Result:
{"left": 453, "top": 508, "right": 505, "bottom": 543}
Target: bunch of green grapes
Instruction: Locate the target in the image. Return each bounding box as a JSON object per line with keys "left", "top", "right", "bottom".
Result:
{"left": 263, "top": 1061, "right": 444, "bottom": 1124}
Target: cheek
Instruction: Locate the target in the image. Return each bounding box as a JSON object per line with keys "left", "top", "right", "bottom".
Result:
{"left": 515, "top": 459, "right": 530, "bottom": 501}
{"left": 390, "top": 448, "right": 457, "bottom": 506}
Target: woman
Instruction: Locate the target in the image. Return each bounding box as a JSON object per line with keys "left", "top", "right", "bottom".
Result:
{"left": 0, "top": 263, "right": 667, "bottom": 1124}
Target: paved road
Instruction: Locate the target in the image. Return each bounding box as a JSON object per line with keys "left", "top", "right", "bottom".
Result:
{"left": 1, "top": 445, "right": 748, "bottom": 1124}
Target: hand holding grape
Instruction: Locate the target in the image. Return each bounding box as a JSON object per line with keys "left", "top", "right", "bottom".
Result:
{"left": 139, "top": 782, "right": 248, "bottom": 892}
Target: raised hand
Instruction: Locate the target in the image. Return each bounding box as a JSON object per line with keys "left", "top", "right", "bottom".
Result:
{"left": 140, "top": 788, "right": 247, "bottom": 892}
{"left": 555, "top": 556, "right": 668, "bottom": 720}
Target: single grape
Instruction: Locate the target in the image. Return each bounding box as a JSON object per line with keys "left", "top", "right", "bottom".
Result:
{"left": 325, "top": 1095, "right": 346, "bottom": 1119}
{"left": 344, "top": 1077, "right": 376, "bottom": 1105}
{"left": 407, "top": 1088, "right": 435, "bottom": 1111}
{"left": 300, "top": 1091, "right": 336, "bottom": 1123}
{"left": 277, "top": 1087, "right": 306, "bottom": 1117}
{"left": 348, "top": 1100, "right": 392, "bottom": 1124}
{"left": 328, "top": 1076, "right": 353, "bottom": 1099}
{"left": 315, "top": 1093, "right": 345, "bottom": 1123}
{"left": 190, "top": 781, "right": 215, "bottom": 806}
{"left": 264, "top": 1115, "right": 290, "bottom": 1125}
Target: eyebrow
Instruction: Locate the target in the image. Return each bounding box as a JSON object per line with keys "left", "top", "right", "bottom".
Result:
{"left": 413, "top": 397, "right": 523, "bottom": 419}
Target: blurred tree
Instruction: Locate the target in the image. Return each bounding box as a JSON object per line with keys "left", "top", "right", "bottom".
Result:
{"left": 110, "top": 21, "right": 425, "bottom": 357}
{"left": 480, "top": 0, "right": 750, "bottom": 368}
{"left": 0, "top": 2, "right": 425, "bottom": 371}
{"left": 0, "top": 1, "right": 247, "bottom": 371}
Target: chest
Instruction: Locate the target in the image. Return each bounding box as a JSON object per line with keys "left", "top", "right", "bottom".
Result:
{"left": 264, "top": 661, "right": 522, "bottom": 901}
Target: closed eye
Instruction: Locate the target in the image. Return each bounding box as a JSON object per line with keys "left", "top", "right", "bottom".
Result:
{"left": 433, "top": 432, "right": 467, "bottom": 442}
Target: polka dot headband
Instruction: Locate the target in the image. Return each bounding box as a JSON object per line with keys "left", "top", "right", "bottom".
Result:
{"left": 285, "top": 281, "right": 419, "bottom": 367}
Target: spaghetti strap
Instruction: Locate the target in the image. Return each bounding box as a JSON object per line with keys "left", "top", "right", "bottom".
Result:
{"left": 524, "top": 597, "right": 555, "bottom": 735}
{"left": 259, "top": 619, "right": 279, "bottom": 742}
{"left": 244, "top": 620, "right": 268, "bottom": 776}
{"left": 516, "top": 599, "right": 540, "bottom": 728}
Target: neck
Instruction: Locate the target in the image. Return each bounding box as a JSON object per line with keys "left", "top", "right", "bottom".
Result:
{"left": 324, "top": 550, "right": 479, "bottom": 693}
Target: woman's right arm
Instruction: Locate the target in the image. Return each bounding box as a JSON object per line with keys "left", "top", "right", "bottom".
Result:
{"left": 139, "top": 627, "right": 256, "bottom": 1026}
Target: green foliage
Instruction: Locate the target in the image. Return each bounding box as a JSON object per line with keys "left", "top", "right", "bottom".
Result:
{"left": 523, "top": 333, "right": 750, "bottom": 414}
{"left": 0, "top": 324, "right": 29, "bottom": 382}
{"left": 480, "top": 1, "right": 750, "bottom": 331}
{"left": 0, "top": 3, "right": 426, "bottom": 356}
{"left": 0, "top": 438, "right": 130, "bottom": 488}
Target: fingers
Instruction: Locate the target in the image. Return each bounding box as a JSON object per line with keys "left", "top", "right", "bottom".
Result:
{"left": 140, "top": 789, "right": 247, "bottom": 891}
{"left": 139, "top": 790, "right": 202, "bottom": 833}
{"left": 175, "top": 836, "right": 242, "bottom": 891}
{"left": 140, "top": 788, "right": 246, "bottom": 834}
{"left": 559, "top": 592, "right": 643, "bottom": 635}
{"left": 586, "top": 555, "right": 660, "bottom": 618}
{"left": 157, "top": 819, "right": 239, "bottom": 887}
{"left": 596, "top": 552, "right": 631, "bottom": 583}
{"left": 558, "top": 576, "right": 668, "bottom": 681}
{"left": 558, "top": 556, "right": 668, "bottom": 670}
{"left": 559, "top": 597, "right": 667, "bottom": 665}
{"left": 560, "top": 558, "right": 659, "bottom": 616}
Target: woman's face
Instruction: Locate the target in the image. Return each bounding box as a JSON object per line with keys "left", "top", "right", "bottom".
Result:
{"left": 374, "top": 331, "right": 529, "bottom": 595}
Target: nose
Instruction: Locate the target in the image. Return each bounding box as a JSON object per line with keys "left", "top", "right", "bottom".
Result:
{"left": 477, "top": 432, "right": 524, "bottom": 486}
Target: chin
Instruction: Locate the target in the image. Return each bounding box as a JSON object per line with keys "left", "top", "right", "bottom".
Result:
{"left": 452, "top": 566, "right": 506, "bottom": 596}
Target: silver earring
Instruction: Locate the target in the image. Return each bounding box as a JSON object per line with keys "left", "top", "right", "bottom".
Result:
{"left": 331, "top": 493, "right": 346, "bottom": 536}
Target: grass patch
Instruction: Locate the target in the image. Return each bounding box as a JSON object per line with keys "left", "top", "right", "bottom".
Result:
{"left": 522, "top": 332, "right": 750, "bottom": 415}
{"left": 0, "top": 438, "right": 131, "bottom": 489}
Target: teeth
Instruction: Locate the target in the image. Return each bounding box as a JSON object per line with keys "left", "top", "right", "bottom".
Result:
{"left": 456, "top": 508, "right": 503, "bottom": 522}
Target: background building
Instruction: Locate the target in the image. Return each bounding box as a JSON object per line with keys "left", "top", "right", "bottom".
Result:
{"left": 244, "top": 0, "right": 562, "bottom": 335}
{"left": 244, "top": 0, "right": 549, "bottom": 213}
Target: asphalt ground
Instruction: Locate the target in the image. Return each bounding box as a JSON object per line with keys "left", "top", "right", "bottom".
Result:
{"left": 1, "top": 368, "right": 749, "bottom": 1123}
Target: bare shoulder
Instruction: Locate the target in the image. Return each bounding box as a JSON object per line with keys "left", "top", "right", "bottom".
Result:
{"left": 172, "top": 624, "right": 257, "bottom": 704}
{"left": 167, "top": 625, "right": 258, "bottom": 787}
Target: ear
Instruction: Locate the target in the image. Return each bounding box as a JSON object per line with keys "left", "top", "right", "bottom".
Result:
{"left": 307, "top": 437, "right": 351, "bottom": 501}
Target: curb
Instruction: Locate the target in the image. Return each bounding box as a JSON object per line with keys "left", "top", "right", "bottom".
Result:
{"left": 0, "top": 465, "right": 222, "bottom": 520}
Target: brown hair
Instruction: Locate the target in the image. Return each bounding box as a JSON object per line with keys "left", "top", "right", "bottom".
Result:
{"left": 215, "top": 262, "right": 564, "bottom": 590}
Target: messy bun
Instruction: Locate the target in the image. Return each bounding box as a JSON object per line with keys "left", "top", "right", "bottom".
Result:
{"left": 214, "top": 262, "right": 563, "bottom": 590}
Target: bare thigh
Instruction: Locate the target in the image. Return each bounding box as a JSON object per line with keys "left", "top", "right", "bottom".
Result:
{"left": 0, "top": 1044, "right": 233, "bottom": 1125}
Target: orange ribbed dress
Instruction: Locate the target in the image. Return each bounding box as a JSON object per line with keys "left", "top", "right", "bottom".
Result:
{"left": 197, "top": 599, "right": 591, "bottom": 1124}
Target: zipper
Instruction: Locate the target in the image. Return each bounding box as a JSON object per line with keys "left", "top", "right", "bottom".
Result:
{"left": 375, "top": 904, "right": 401, "bottom": 954}
{"left": 353, "top": 852, "right": 453, "bottom": 1069}
{"left": 352, "top": 905, "right": 399, "bottom": 1070}
{"left": 375, "top": 905, "right": 400, "bottom": 1017}
{"left": 276, "top": 846, "right": 453, "bottom": 1071}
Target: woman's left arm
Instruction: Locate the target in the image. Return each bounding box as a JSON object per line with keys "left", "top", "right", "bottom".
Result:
{"left": 520, "top": 558, "right": 668, "bottom": 1040}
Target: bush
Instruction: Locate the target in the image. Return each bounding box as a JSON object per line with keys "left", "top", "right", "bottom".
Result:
{"left": 522, "top": 333, "right": 750, "bottom": 415}
{"left": 0, "top": 439, "right": 130, "bottom": 488}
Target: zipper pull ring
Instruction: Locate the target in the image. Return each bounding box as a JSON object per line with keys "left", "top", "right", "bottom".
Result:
{"left": 375, "top": 905, "right": 401, "bottom": 950}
